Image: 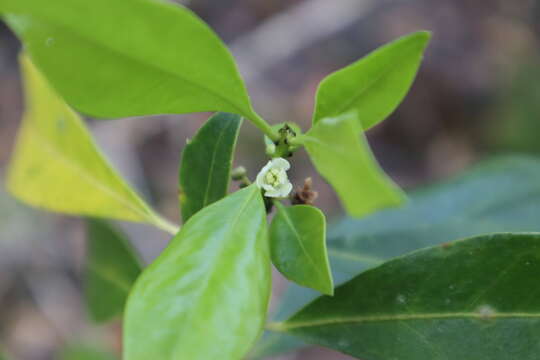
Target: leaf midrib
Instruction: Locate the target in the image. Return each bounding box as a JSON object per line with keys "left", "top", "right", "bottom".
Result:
{"left": 269, "top": 311, "right": 540, "bottom": 331}
{"left": 278, "top": 205, "right": 327, "bottom": 283}
{"left": 88, "top": 264, "right": 133, "bottom": 294}
{"left": 172, "top": 186, "right": 260, "bottom": 356}
{"left": 201, "top": 122, "right": 230, "bottom": 207}
{"left": 30, "top": 123, "right": 153, "bottom": 222}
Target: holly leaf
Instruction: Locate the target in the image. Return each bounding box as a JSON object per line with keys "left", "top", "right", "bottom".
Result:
{"left": 124, "top": 185, "right": 270, "bottom": 360}
{"left": 7, "top": 55, "right": 176, "bottom": 233}
{"left": 313, "top": 31, "right": 430, "bottom": 130}
{"left": 301, "top": 111, "right": 404, "bottom": 218}
{"left": 85, "top": 219, "right": 142, "bottom": 323}
{"left": 1, "top": 0, "right": 261, "bottom": 123}
{"left": 179, "top": 113, "right": 242, "bottom": 222}
{"left": 271, "top": 233, "right": 540, "bottom": 360}
{"left": 270, "top": 203, "right": 333, "bottom": 295}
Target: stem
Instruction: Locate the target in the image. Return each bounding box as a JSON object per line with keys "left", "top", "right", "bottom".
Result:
{"left": 151, "top": 215, "right": 180, "bottom": 235}
{"left": 247, "top": 111, "right": 280, "bottom": 142}
{"left": 288, "top": 136, "right": 305, "bottom": 147}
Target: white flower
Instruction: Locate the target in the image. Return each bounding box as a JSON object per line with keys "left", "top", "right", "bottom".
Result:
{"left": 255, "top": 158, "right": 293, "bottom": 198}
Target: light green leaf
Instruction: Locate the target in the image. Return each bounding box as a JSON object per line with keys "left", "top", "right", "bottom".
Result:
{"left": 1, "top": 0, "right": 262, "bottom": 123}
{"left": 270, "top": 233, "right": 540, "bottom": 360}
{"left": 313, "top": 31, "right": 430, "bottom": 129}
{"left": 270, "top": 203, "right": 333, "bottom": 295}
{"left": 301, "top": 111, "right": 404, "bottom": 218}
{"left": 7, "top": 55, "right": 177, "bottom": 233}
{"left": 124, "top": 185, "right": 270, "bottom": 360}
{"left": 85, "top": 219, "right": 142, "bottom": 323}
{"left": 179, "top": 112, "right": 242, "bottom": 222}
{"left": 59, "top": 344, "right": 116, "bottom": 360}
{"left": 253, "top": 155, "right": 540, "bottom": 358}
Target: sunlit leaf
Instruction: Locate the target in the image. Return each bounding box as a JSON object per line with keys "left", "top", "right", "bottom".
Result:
{"left": 124, "top": 185, "right": 270, "bottom": 360}
{"left": 270, "top": 203, "right": 333, "bottom": 295}
{"left": 301, "top": 111, "right": 404, "bottom": 218}
{"left": 85, "top": 219, "right": 142, "bottom": 323}
{"left": 313, "top": 31, "right": 430, "bottom": 130}
{"left": 1, "top": 0, "right": 261, "bottom": 123}
{"left": 7, "top": 55, "right": 176, "bottom": 233}
{"left": 271, "top": 233, "right": 540, "bottom": 360}
{"left": 179, "top": 113, "right": 242, "bottom": 222}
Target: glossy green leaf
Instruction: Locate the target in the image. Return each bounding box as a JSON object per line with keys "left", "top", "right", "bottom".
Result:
{"left": 85, "top": 219, "right": 142, "bottom": 323}
{"left": 1, "top": 0, "right": 261, "bottom": 123}
{"left": 124, "top": 185, "right": 270, "bottom": 360}
{"left": 253, "top": 155, "right": 540, "bottom": 358}
{"left": 6, "top": 55, "right": 177, "bottom": 233}
{"left": 301, "top": 111, "right": 404, "bottom": 218}
{"left": 59, "top": 345, "right": 116, "bottom": 360}
{"left": 179, "top": 112, "right": 242, "bottom": 222}
{"left": 270, "top": 203, "right": 333, "bottom": 295}
{"left": 271, "top": 233, "right": 540, "bottom": 360}
{"left": 313, "top": 31, "right": 430, "bottom": 129}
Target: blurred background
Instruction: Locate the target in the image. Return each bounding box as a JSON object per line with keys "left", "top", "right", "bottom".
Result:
{"left": 1, "top": 0, "right": 539, "bottom": 359}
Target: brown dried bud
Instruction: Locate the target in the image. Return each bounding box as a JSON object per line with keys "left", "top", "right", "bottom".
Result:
{"left": 291, "top": 177, "right": 318, "bottom": 205}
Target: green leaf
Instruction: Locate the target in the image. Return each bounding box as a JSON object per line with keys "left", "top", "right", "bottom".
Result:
{"left": 270, "top": 233, "right": 540, "bottom": 360}
{"left": 252, "top": 155, "right": 540, "bottom": 358}
{"left": 7, "top": 55, "right": 177, "bottom": 234}
{"left": 85, "top": 219, "right": 142, "bottom": 323}
{"left": 313, "top": 31, "right": 431, "bottom": 129}
{"left": 124, "top": 185, "right": 270, "bottom": 360}
{"left": 1, "top": 0, "right": 260, "bottom": 122}
{"left": 270, "top": 203, "right": 333, "bottom": 295}
{"left": 179, "top": 113, "right": 242, "bottom": 222}
{"left": 301, "top": 111, "right": 405, "bottom": 218}
{"left": 59, "top": 345, "right": 116, "bottom": 360}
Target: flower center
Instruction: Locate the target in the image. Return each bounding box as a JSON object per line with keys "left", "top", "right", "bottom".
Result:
{"left": 265, "top": 169, "right": 281, "bottom": 187}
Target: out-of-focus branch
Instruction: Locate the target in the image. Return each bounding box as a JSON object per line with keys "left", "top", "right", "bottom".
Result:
{"left": 231, "top": 0, "right": 376, "bottom": 83}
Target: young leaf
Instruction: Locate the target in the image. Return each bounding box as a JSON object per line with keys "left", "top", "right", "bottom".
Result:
{"left": 85, "top": 219, "right": 142, "bottom": 323}
{"left": 270, "top": 233, "right": 540, "bottom": 360}
{"left": 269, "top": 203, "right": 333, "bottom": 295}
{"left": 1, "top": 0, "right": 261, "bottom": 123}
{"left": 124, "top": 185, "right": 270, "bottom": 360}
{"left": 179, "top": 113, "right": 242, "bottom": 222}
{"left": 7, "top": 55, "right": 176, "bottom": 233}
{"left": 253, "top": 155, "right": 540, "bottom": 358}
{"left": 313, "top": 31, "right": 431, "bottom": 129}
{"left": 300, "top": 111, "right": 405, "bottom": 218}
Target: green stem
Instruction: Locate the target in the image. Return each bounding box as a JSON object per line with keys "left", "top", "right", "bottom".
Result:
{"left": 288, "top": 136, "right": 305, "bottom": 147}
{"left": 247, "top": 111, "right": 280, "bottom": 142}
{"left": 151, "top": 214, "right": 180, "bottom": 235}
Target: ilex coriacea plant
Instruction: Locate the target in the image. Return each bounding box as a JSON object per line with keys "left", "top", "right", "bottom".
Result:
{"left": 5, "top": 1, "right": 540, "bottom": 360}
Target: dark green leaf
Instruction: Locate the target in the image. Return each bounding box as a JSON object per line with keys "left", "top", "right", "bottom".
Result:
{"left": 253, "top": 155, "right": 540, "bottom": 358}
{"left": 271, "top": 233, "right": 540, "bottom": 360}
{"left": 270, "top": 203, "right": 332, "bottom": 295}
{"left": 301, "top": 111, "right": 405, "bottom": 218}
{"left": 7, "top": 55, "right": 177, "bottom": 233}
{"left": 2, "top": 0, "right": 260, "bottom": 122}
{"left": 179, "top": 113, "right": 242, "bottom": 222}
{"left": 313, "top": 31, "right": 430, "bottom": 130}
{"left": 85, "top": 219, "right": 142, "bottom": 323}
{"left": 124, "top": 185, "right": 270, "bottom": 360}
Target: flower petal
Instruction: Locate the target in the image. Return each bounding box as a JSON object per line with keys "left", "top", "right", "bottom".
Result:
{"left": 271, "top": 158, "right": 290, "bottom": 171}
{"left": 264, "top": 188, "right": 281, "bottom": 198}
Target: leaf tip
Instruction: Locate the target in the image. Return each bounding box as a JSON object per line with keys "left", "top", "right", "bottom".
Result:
{"left": 409, "top": 30, "right": 432, "bottom": 50}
